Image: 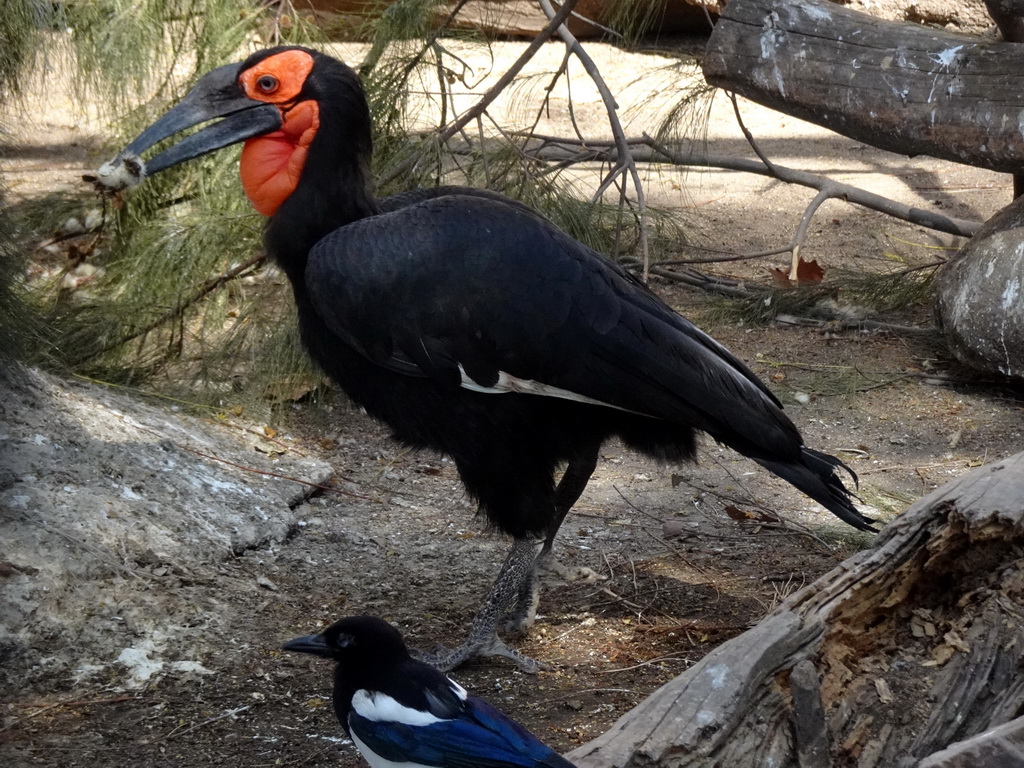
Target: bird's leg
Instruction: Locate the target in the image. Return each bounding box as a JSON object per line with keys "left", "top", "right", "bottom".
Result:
{"left": 505, "top": 446, "right": 603, "bottom": 636}
{"left": 416, "top": 537, "right": 546, "bottom": 673}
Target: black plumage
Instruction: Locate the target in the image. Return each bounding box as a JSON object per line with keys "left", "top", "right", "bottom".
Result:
{"left": 95, "top": 45, "right": 875, "bottom": 672}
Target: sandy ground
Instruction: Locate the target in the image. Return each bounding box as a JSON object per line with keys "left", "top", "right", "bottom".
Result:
{"left": 3, "top": 29, "right": 1024, "bottom": 768}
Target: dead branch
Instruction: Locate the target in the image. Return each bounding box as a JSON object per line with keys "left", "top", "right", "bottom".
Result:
{"left": 378, "top": 0, "right": 581, "bottom": 187}
{"left": 537, "top": 0, "right": 651, "bottom": 279}
{"left": 637, "top": 134, "right": 982, "bottom": 239}
{"left": 89, "top": 251, "right": 266, "bottom": 360}
{"left": 728, "top": 92, "right": 850, "bottom": 281}
{"left": 505, "top": 132, "right": 982, "bottom": 238}
{"left": 568, "top": 452, "right": 1024, "bottom": 768}
{"left": 703, "top": 0, "right": 1024, "bottom": 176}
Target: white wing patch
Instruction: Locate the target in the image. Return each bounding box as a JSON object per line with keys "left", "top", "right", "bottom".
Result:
{"left": 351, "top": 689, "right": 445, "bottom": 726}
{"left": 458, "top": 366, "right": 641, "bottom": 414}
{"left": 449, "top": 679, "right": 468, "bottom": 700}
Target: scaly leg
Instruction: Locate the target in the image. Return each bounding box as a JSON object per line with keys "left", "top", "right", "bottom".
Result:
{"left": 418, "top": 445, "right": 603, "bottom": 672}
{"left": 416, "top": 537, "right": 545, "bottom": 673}
{"left": 506, "top": 446, "right": 602, "bottom": 636}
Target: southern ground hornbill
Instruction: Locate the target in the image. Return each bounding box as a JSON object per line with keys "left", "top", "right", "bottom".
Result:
{"left": 91, "top": 46, "right": 875, "bottom": 672}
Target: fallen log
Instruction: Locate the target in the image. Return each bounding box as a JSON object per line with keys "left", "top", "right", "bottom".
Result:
{"left": 702, "top": 0, "right": 1024, "bottom": 175}
{"left": 567, "top": 452, "right": 1024, "bottom": 767}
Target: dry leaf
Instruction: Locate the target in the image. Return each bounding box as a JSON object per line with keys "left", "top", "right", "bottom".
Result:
{"left": 768, "top": 266, "right": 793, "bottom": 288}
{"left": 796, "top": 257, "right": 825, "bottom": 283}
{"left": 724, "top": 504, "right": 754, "bottom": 521}
{"left": 768, "top": 257, "right": 826, "bottom": 287}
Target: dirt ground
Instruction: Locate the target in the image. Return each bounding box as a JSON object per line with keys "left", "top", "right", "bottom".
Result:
{"left": 4, "top": 24, "right": 1024, "bottom": 768}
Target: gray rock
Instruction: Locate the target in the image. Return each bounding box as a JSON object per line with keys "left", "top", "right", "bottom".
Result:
{"left": 0, "top": 369, "right": 332, "bottom": 687}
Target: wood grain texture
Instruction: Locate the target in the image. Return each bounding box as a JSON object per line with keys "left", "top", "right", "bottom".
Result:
{"left": 703, "top": 0, "right": 1024, "bottom": 173}
{"left": 568, "top": 453, "right": 1024, "bottom": 767}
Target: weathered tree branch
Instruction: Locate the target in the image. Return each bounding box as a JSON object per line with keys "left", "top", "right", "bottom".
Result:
{"left": 568, "top": 452, "right": 1024, "bottom": 768}
{"left": 378, "top": 0, "right": 580, "bottom": 186}
{"left": 501, "top": 132, "right": 982, "bottom": 238}
{"left": 538, "top": 0, "right": 651, "bottom": 279}
{"left": 703, "top": 0, "right": 1024, "bottom": 176}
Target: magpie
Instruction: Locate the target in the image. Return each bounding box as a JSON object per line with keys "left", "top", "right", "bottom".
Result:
{"left": 282, "top": 616, "right": 577, "bottom": 768}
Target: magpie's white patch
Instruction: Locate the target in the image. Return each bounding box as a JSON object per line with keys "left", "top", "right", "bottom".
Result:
{"left": 352, "top": 689, "right": 445, "bottom": 726}
{"left": 449, "top": 679, "right": 468, "bottom": 701}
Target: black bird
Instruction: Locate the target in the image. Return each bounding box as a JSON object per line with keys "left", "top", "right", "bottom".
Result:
{"left": 283, "top": 616, "right": 576, "bottom": 768}
{"left": 92, "top": 46, "right": 874, "bottom": 671}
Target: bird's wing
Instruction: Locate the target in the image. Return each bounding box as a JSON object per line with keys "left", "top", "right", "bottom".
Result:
{"left": 305, "top": 193, "right": 796, "bottom": 455}
{"left": 348, "top": 695, "right": 574, "bottom": 768}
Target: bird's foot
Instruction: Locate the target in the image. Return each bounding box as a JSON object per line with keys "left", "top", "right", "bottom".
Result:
{"left": 415, "top": 538, "right": 550, "bottom": 672}
{"left": 503, "top": 586, "right": 540, "bottom": 638}
{"left": 535, "top": 550, "right": 605, "bottom": 585}
{"left": 414, "top": 635, "right": 547, "bottom": 674}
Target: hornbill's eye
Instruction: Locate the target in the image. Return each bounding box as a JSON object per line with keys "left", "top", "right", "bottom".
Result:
{"left": 256, "top": 74, "right": 279, "bottom": 93}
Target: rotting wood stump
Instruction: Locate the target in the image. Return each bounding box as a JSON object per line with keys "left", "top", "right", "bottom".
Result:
{"left": 703, "top": 0, "right": 1024, "bottom": 176}
{"left": 567, "top": 452, "right": 1024, "bottom": 768}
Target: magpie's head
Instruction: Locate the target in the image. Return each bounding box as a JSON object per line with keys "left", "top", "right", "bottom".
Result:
{"left": 282, "top": 615, "right": 410, "bottom": 668}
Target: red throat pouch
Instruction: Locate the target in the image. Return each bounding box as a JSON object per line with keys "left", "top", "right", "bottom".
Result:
{"left": 240, "top": 99, "right": 320, "bottom": 216}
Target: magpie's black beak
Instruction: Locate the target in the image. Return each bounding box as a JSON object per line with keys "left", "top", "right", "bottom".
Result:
{"left": 282, "top": 633, "right": 334, "bottom": 659}
{"left": 88, "top": 62, "right": 282, "bottom": 190}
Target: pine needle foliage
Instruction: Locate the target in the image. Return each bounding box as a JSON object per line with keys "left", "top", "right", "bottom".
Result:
{"left": 19, "top": 0, "right": 325, "bottom": 395}
{"left": 0, "top": 0, "right": 59, "bottom": 97}
{"left": 1, "top": 0, "right": 57, "bottom": 367}
{"left": 840, "top": 265, "right": 939, "bottom": 314}
{"left": 0, "top": 184, "right": 42, "bottom": 367}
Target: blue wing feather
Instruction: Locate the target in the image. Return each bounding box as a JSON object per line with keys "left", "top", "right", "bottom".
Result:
{"left": 348, "top": 695, "right": 575, "bottom": 768}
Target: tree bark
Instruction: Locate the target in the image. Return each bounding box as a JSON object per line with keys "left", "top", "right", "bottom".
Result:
{"left": 567, "top": 452, "right": 1024, "bottom": 768}
{"left": 934, "top": 194, "right": 1024, "bottom": 379}
{"left": 702, "top": 0, "right": 1024, "bottom": 175}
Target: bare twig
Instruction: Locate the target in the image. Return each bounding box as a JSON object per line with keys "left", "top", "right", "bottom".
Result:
{"left": 639, "top": 134, "right": 981, "bottom": 238}
{"left": 89, "top": 252, "right": 267, "bottom": 360}
{"left": 646, "top": 264, "right": 759, "bottom": 297}
{"left": 146, "top": 705, "right": 251, "bottom": 745}
{"left": 730, "top": 93, "right": 854, "bottom": 280}
{"left": 378, "top": 0, "right": 581, "bottom": 187}
{"left": 508, "top": 132, "right": 982, "bottom": 238}
{"left": 773, "top": 314, "right": 936, "bottom": 335}
{"left": 538, "top": 0, "right": 650, "bottom": 279}
{"left": 596, "top": 652, "right": 696, "bottom": 675}
{"left": 730, "top": 91, "right": 778, "bottom": 176}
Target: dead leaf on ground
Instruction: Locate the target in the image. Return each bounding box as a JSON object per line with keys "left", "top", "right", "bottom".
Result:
{"left": 769, "top": 257, "right": 826, "bottom": 286}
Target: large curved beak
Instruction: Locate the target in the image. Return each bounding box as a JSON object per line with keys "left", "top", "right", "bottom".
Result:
{"left": 87, "top": 62, "right": 282, "bottom": 191}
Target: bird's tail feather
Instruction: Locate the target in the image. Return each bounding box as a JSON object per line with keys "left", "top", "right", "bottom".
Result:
{"left": 753, "top": 448, "right": 877, "bottom": 532}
